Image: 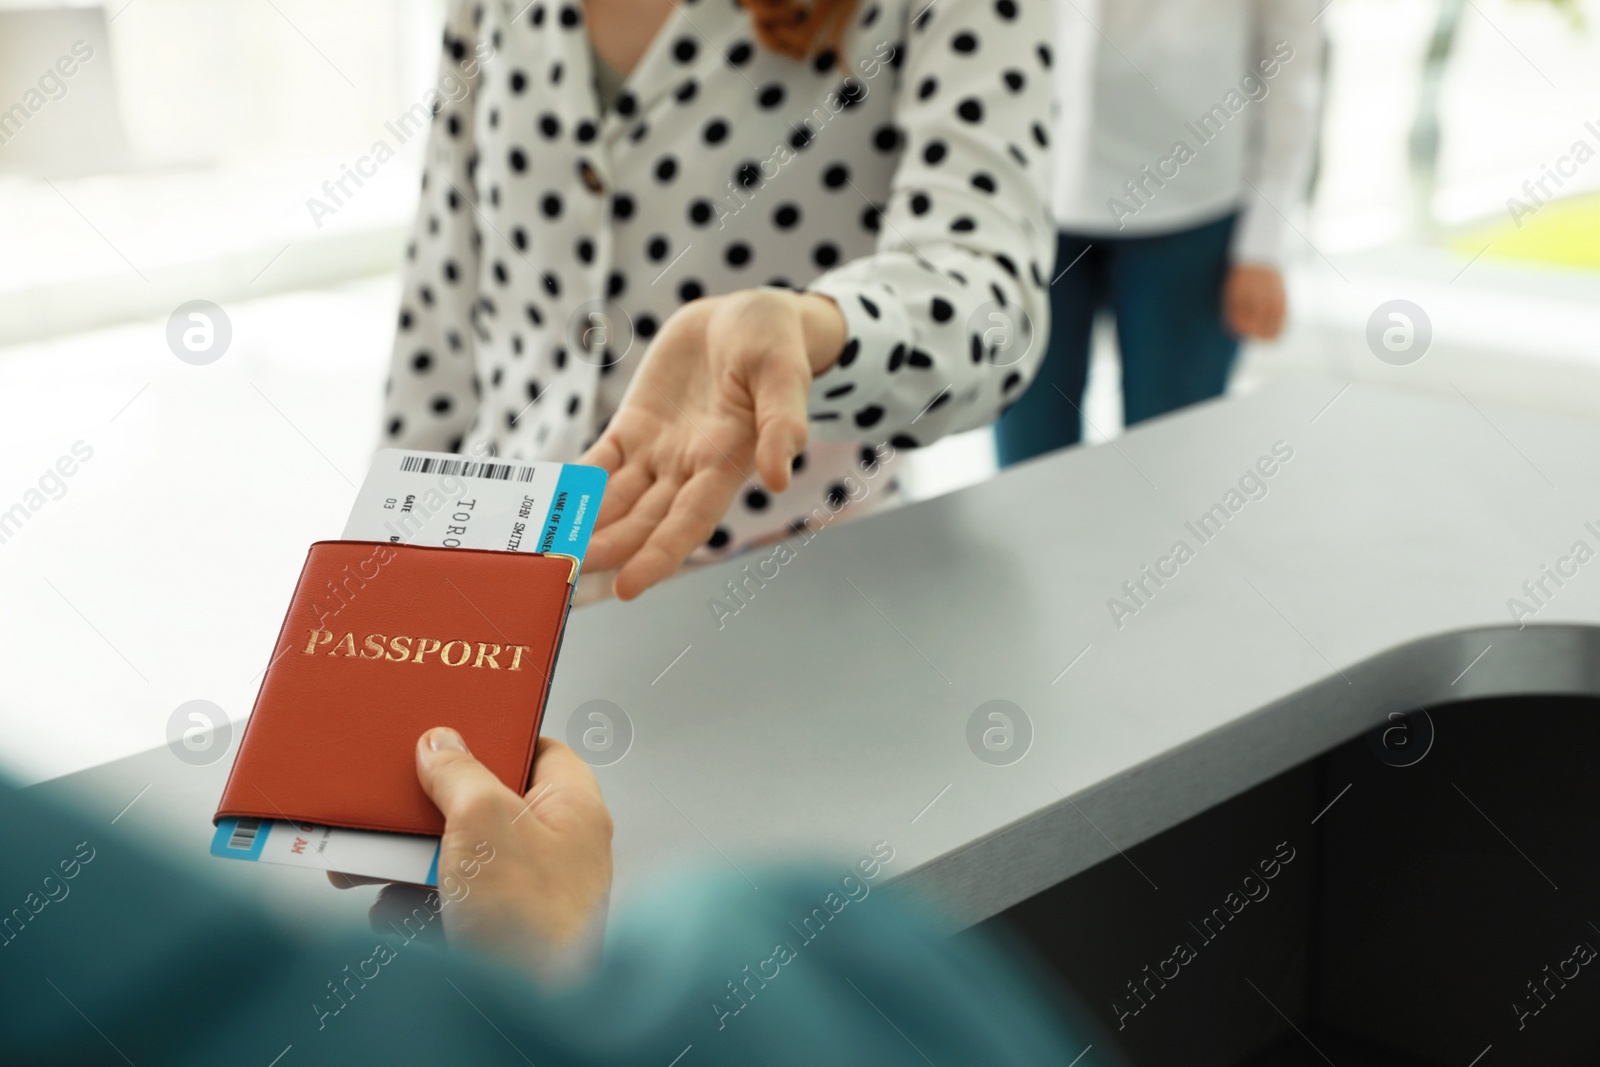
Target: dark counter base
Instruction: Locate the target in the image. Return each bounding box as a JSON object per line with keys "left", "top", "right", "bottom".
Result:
{"left": 981, "top": 695, "right": 1600, "bottom": 1067}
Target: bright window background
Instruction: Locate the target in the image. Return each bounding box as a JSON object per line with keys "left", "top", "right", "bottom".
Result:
{"left": 1, "top": 0, "right": 1598, "bottom": 783}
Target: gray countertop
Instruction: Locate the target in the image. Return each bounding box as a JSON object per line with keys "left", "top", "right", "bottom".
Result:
{"left": 33, "top": 376, "right": 1600, "bottom": 931}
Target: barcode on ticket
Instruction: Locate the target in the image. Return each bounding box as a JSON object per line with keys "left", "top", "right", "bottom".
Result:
{"left": 398, "top": 456, "right": 537, "bottom": 482}
{"left": 228, "top": 817, "right": 263, "bottom": 850}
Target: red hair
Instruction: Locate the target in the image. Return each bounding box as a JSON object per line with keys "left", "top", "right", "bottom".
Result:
{"left": 737, "top": 0, "right": 862, "bottom": 59}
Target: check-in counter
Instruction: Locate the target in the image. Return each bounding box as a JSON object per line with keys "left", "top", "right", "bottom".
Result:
{"left": 33, "top": 376, "right": 1600, "bottom": 1064}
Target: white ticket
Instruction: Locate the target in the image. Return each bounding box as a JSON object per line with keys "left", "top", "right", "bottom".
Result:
{"left": 342, "top": 449, "right": 607, "bottom": 556}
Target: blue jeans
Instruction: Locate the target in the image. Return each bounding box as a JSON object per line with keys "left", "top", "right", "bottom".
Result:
{"left": 995, "top": 214, "right": 1240, "bottom": 467}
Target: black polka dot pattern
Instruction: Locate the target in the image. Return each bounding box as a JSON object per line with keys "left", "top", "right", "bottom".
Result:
{"left": 384, "top": 0, "right": 1053, "bottom": 561}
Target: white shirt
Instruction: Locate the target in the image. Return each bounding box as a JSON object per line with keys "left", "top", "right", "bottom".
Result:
{"left": 383, "top": 0, "right": 1055, "bottom": 558}
{"left": 1051, "top": 0, "right": 1323, "bottom": 264}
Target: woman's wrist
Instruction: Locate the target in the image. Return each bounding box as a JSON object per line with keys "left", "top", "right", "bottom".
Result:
{"left": 794, "top": 291, "right": 847, "bottom": 378}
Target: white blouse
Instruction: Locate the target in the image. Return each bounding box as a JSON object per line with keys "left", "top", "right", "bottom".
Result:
{"left": 1050, "top": 0, "right": 1323, "bottom": 264}
{"left": 382, "top": 0, "right": 1055, "bottom": 557}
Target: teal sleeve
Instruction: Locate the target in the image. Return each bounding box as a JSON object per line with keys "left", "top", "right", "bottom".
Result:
{"left": 0, "top": 779, "right": 1110, "bottom": 1065}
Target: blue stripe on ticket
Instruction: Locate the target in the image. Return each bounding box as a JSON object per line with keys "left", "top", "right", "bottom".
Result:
{"left": 540, "top": 465, "right": 608, "bottom": 564}
{"left": 211, "top": 817, "right": 270, "bottom": 861}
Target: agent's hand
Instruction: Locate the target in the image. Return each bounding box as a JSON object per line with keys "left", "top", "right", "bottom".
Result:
{"left": 335, "top": 730, "right": 613, "bottom": 983}
{"left": 581, "top": 289, "right": 846, "bottom": 600}
{"left": 1223, "top": 263, "right": 1287, "bottom": 341}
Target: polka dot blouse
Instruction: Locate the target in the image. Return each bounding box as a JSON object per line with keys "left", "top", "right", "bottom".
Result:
{"left": 383, "top": 0, "right": 1055, "bottom": 558}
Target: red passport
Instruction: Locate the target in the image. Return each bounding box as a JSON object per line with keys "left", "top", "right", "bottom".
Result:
{"left": 214, "top": 541, "right": 578, "bottom": 837}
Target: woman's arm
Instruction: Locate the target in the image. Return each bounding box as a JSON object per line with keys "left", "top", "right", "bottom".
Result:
{"left": 801, "top": 0, "right": 1057, "bottom": 448}
{"left": 585, "top": 0, "right": 1057, "bottom": 597}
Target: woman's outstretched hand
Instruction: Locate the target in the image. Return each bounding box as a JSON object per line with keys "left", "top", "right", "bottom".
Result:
{"left": 581, "top": 289, "right": 846, "bottom": 600}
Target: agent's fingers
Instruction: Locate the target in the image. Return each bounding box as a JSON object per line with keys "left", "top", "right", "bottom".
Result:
{"left": 613, "top": 467, "right": 740, "bottom": 600}
{"left": 586, "top": 474, "right": 681, "bottom": 575}
{"left": 582, "top": 435, "right": 652, "bottom": 533}
{"left": 749, "top": 347, "right": 810, "bottom": 494}
{"left": 592, "top": 464, "right": 651, "bottom": 532}
{"left": 578, "top": 433, "right": 624, "bottom": 475}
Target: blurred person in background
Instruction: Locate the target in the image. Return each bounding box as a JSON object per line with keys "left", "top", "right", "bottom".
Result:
{"left": 0, "top": 728, "right": 1121, "bottom": 1065}
{"left": 995, "top": 0, "right": 1323, "bottom": 465}
{"left": 381, "top": 0, "right": 1057, "bottom": 600}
